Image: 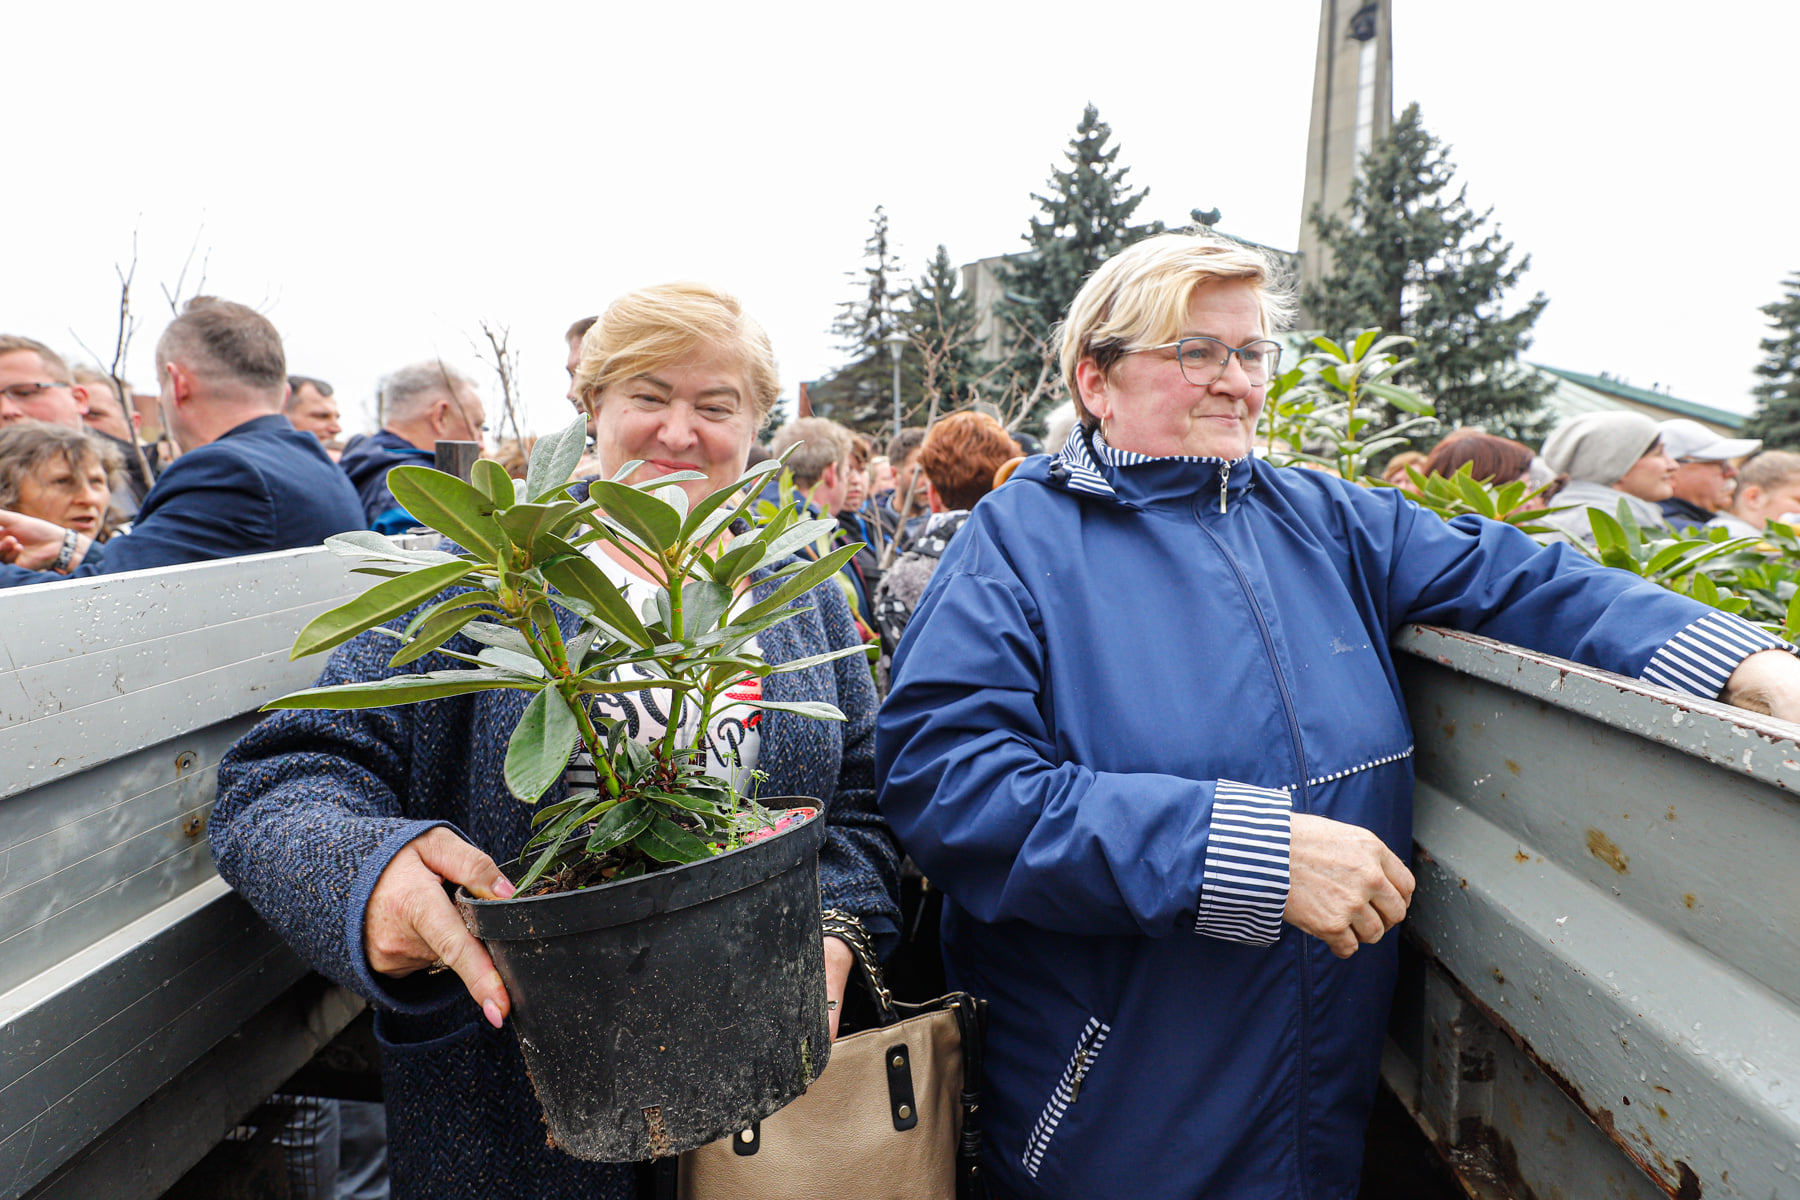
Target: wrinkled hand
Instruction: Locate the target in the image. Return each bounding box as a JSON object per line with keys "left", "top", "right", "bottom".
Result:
{"left": 364, "top": 827, "right": 516, "bottom": 1027}
{"left": 823, "top": 935, "right": 853, "bottom": 1040}
{"left": 1283, "top": 813, "right": 1415, "bottom": 958}
{"left": 0, "top": 508, "right": 73, "bottom": 570}
{"left": 1723, "top": 648, "right": 1800, "bottom": 724}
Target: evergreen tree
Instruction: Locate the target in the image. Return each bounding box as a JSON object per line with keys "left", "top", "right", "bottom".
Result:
{"left": 1744, "top": 272, "right": 1800, "bottom": 449}
{"left": 897, "top": 244, "right": 982, "bottom": 414}
{"left": 992, "top": 105, "right": 1163, "bottom": 428}
{"left": 1306, "top": 103, "right": 1551, "bottom": 440}
{"left": 810, "top": 206, "right": 915, "bottom": 434}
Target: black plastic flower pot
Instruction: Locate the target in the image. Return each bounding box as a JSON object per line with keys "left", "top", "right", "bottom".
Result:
{"left": 455, "top": 803, "right": 830, "bottom": 1162}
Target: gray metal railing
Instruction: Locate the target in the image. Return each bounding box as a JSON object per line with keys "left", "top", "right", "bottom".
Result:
{"left": 1389, "top": 625, "right": 1800, "bottom": 1199}
{"left": 0, "top": 546, "right": 384, "bottom": 1200}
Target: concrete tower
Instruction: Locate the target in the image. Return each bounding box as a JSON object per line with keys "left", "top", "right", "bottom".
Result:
{"left": 1296, "top": 0, "right": 1393, "bottom": 324}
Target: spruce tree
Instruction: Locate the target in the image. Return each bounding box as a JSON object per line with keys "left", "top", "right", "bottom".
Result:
{"left": 1306, "top": 103, "right": 1551, "bottom": 440}
{"left": 1744, "top": 273, "right": 1800, "bottom": 449}
{"left": 897, "top": 244, "right": 981, "bottom": 414}
{"left": 811, "top": 206, "right": 914, "bottom": 433}
{"left": 992, "top": 105, "right": 1163, "bottom": 428}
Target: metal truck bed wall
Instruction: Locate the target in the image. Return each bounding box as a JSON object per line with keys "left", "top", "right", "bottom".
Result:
{"left": 6, "top": 543, "right": 1800, "bottom": 1199}
{"left": 0, "top": 547, "right": 378, "bottom": 1200}
{"left": 1389, "top": 625, "right": 1800, "bottom": 1200}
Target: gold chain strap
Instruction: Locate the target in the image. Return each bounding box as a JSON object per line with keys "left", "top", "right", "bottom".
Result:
{"left": 821, "top": 908, "right": 897, "bottom": 1025}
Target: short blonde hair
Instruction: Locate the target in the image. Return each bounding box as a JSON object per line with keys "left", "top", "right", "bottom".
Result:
{"left": 575, "top": 282, "right": 779, "bottom": 424}
{"left": 1058, "top": 232, "right": 1295, "bottom": 427}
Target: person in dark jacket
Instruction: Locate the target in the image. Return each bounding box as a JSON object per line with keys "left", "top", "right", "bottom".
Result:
{"left": 871, "top": 410, "right": 1019, "bottom": 689}
{"left": 337, "top": 362, "right": 487, "bottom": 534}
{"left": 876, "top": 231, "right": 1800, "bottom": 1200}
{"left": 210, "top": 282, "right": 902, "bottom": 1200}
{"left": 0, "top": 298, "right": 363, "bottom": 585}
{"left": 1656, "top": 417, "right": 1761, "bottom": 533}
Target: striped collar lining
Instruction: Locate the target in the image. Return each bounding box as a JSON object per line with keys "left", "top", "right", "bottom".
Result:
{"left": 1052, "top": 426, "right": 1252, "bottom": 498}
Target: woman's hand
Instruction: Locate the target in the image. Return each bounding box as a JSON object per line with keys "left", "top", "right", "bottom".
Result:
{"left": 1723, "top": 648, "right": 1800, "bottom": 723}
{"left": 364, "top": 827, "right": 516, "bottom": 1028}
{"left": 823, "top": 935, "right": 854, "bottom": 1040}
{"left": 1283, "top": 813, "right": 1415, "bottom": 958}
{"left": 0, "top": 508, "right": 87, "bottom": 571}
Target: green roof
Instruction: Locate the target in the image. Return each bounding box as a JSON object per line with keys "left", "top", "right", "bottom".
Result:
{"left": 1532, "top": 364, "right": 1746, "bottom": 431}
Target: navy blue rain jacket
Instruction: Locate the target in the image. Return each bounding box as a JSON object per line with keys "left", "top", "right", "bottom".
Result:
{"left": 876, "top": 430, "right": 1784, "bottom": 1200}
{"left": 338, "top": 429, "right": 436, "bottom": 534}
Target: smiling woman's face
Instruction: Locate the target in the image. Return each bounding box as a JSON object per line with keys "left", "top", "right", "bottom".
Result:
{"left": 1078, "top": 279, "right": 1268, "bottom": 461}
{"left": 15, "top": 452, "right": 110, "bottom": 537}
{"left": 588, "top": 346, "right": 759, "bottom": 509}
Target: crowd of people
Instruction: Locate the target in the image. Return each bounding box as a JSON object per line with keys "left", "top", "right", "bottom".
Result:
{"left": 12, "top": 233, "right": 1800, "bottom": 1200}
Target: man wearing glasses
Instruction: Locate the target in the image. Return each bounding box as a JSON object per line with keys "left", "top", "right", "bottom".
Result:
{"left": 0, "top": 336, "right": 90, "bottom": 429}
{"left": 1657, "top": 418, "right": 1762, "bottom": 534}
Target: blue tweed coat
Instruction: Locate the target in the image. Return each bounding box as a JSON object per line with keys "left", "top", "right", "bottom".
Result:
{"left": 211, "top": 563, "right": 899, "bottom": 1200}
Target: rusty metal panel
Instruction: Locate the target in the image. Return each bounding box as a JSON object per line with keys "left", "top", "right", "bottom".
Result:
{"left": 1392, "top": 625, "right": 1800, "bottom": 1199}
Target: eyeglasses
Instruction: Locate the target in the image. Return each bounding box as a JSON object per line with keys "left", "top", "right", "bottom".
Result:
{"left": 0, "top": 381, "right": 72, "bottom": 403}
{"left": 1131, "top": 337, "right": 1283, "bottom": 387}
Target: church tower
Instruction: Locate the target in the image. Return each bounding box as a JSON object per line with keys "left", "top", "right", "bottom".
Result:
{"left": 1295, "top": 0, "right": 1393, "bottom": 325}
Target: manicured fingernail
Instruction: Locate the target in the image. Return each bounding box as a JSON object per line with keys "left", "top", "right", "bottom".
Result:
{"left": 484, "top": 999, "right": 505, "bottom": 1028}
{"left": 494, "top": 877, "right": 516, "bottom": 899}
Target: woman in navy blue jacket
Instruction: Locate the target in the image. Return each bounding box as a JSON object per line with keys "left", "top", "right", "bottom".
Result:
{"left": 875, "top": 232, "right": 1800, "bottom": 1200}
{"left": 212, "top": 284, "right": 900, "bottom": 1200}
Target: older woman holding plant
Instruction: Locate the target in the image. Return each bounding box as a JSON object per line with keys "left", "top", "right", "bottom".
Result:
{"left": 211, "top": 282, "right": 899, "bottom": 1200}
{"left": 0, "top": 420, "right": 124, "bottom": 543}
{"left": 876, "top": 230, "right": 1800, "bottom": 1200}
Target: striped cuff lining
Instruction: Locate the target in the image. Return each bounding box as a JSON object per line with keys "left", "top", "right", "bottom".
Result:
{"left": 1194, "top": 779, "right": 1293, "bottom": 946}
{"left": 1639, "top": 610, "right": 1797, "bottom": 699}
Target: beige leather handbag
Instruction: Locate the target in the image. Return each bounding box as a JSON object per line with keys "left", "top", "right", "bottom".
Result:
{"left": 677, "top": 911, "right": 987, "bottom": 1200}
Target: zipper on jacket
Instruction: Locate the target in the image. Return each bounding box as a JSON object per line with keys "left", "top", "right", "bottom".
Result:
{"left": 1068, "top": 1026, "right": 1101, "bottom": 1101}
{"left": 1218, "top": 460, "right": 1231, "bottom": 514}
{"left": 1193, "top": 515, "right": 1315, "bottom": 1194}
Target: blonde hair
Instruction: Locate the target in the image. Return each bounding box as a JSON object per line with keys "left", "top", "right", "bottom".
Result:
{"left": 1058, "top": 231, "right": 1295, "bottom": 427}
{"left": 574, "top": 282, "right": 779, "bottom": 424}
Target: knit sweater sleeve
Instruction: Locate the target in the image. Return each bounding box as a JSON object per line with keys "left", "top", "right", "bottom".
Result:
{"left": 210, "top": 628, "right": 472, "bottom": 1013}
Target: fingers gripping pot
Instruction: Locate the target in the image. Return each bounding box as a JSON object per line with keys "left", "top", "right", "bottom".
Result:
{"left": 456, "top": 804, "right": 830, "bottom": 1162}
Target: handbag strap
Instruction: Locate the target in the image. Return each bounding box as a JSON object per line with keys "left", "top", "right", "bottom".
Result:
{"left": 821, "top": 908, "right": 899, "bottom": 1025}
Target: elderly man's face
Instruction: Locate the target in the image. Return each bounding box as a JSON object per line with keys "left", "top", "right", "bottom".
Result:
{"left": 0, "top": 350, "right": 88, "bottom": 428}
{"left": 287, "top": 383, "right": 343, "bottom": 443}
{"left": 1670, "top": 457, "right": 1737, "bottom": 512}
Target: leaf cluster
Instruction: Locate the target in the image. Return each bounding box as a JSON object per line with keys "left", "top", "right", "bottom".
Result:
{"left": 1260, "top": 328, "right": 1438, "bottom": 481}
{"left": 266, "top": 416, "right": 866, "bottom": 892}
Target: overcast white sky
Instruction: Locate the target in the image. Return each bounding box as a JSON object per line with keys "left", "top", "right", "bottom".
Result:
{"left": 8, "top": 1, "right": 1797, "bottom": 438}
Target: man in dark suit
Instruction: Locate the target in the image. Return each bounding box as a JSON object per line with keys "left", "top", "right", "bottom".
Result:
{"left": 0, "top": 297, "right": 365, "bottom": 585}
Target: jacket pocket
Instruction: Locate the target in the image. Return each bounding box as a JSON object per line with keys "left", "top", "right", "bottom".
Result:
{"left": 1020, "top": 1016, "right": 1112, "bottom": 1180}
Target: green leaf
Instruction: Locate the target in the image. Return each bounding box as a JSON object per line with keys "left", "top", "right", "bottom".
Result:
{"left": 586, "top": 480, "right": 682, "bottom": 554}
{"left": 736, "top": 543, "right": 862, "bottom": 626}
{"left": 574, "top": 674, "right": 696, "bottom": 696}
{"left": 1784, "top": 589, "right": 1800, "bottom": 641}
{"left": 478, "top": 646, "right": 546, "bottom": 677}
{"left": 1452, "top": 470, "right": 1497, "bottom": 518}
{"left": 498, "top": 501, "right": 582, "bottom": 556}
{"left": 1362, "top": 381, "right": 1433, "bottom": 414}
{"left": 324, "top": 530, "right": 463, "bottom": 567}
{"left": 1351, "top": 329, "right": 1379, "bottom": 360}
{"left": 1614, "top": 499, "right": 1644, "bottom": 558}
{"left": 293, "top": 559, "right": 478, "bottom": 659}
{"left": 1310, "top": 335, "right": 1348, "bottom": 360}
{"left": 389, "top": 597, "right": 493, "bottom": 667}
{"left": 1587, "top": 507, "right": 1629, "bottom": 560}
{"left": 528, "top": 790, "right": 601, "bottom": 831}
{"left": 525, "top": 413, "right": 590, "bottom": 502}
{"left": 387, "top": 466, "right": 504, "bottom": 558}
{"left": 504, "top": 686, "right": 581, "bottom": 803}
{"left": 472, "top": 459, "right": 516, "bottom": 506}
{"left": 756, "top": 644, "right": 869, "bottom": 676}
{"left": 681, "top": 579, "right": 733, "bottom": 637}
{"left": 1689, "top": 573, "right": 1721, "bottom": 606}
{"left": 460, "top": 620, "right": 536, "bottom": 656}
{"left": 634, "top": 814, "right": 714, "bottom": 863}
{"left": 263, "top": 667, "right": 533, "bottom": 711}
{"left": 586, "top": 798, "right": 653, "bottom": 853}
{"left": 709, "top": 539, "right": 769, "bottom": 586}
{"left": 542, "top": 554, "right": 654, "bottom": 647}
{"left": 746, "top": 518, "right": 842, "bottom": 568}
{"left": 734, "top": 698, "right": 846, "bottom": 721}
